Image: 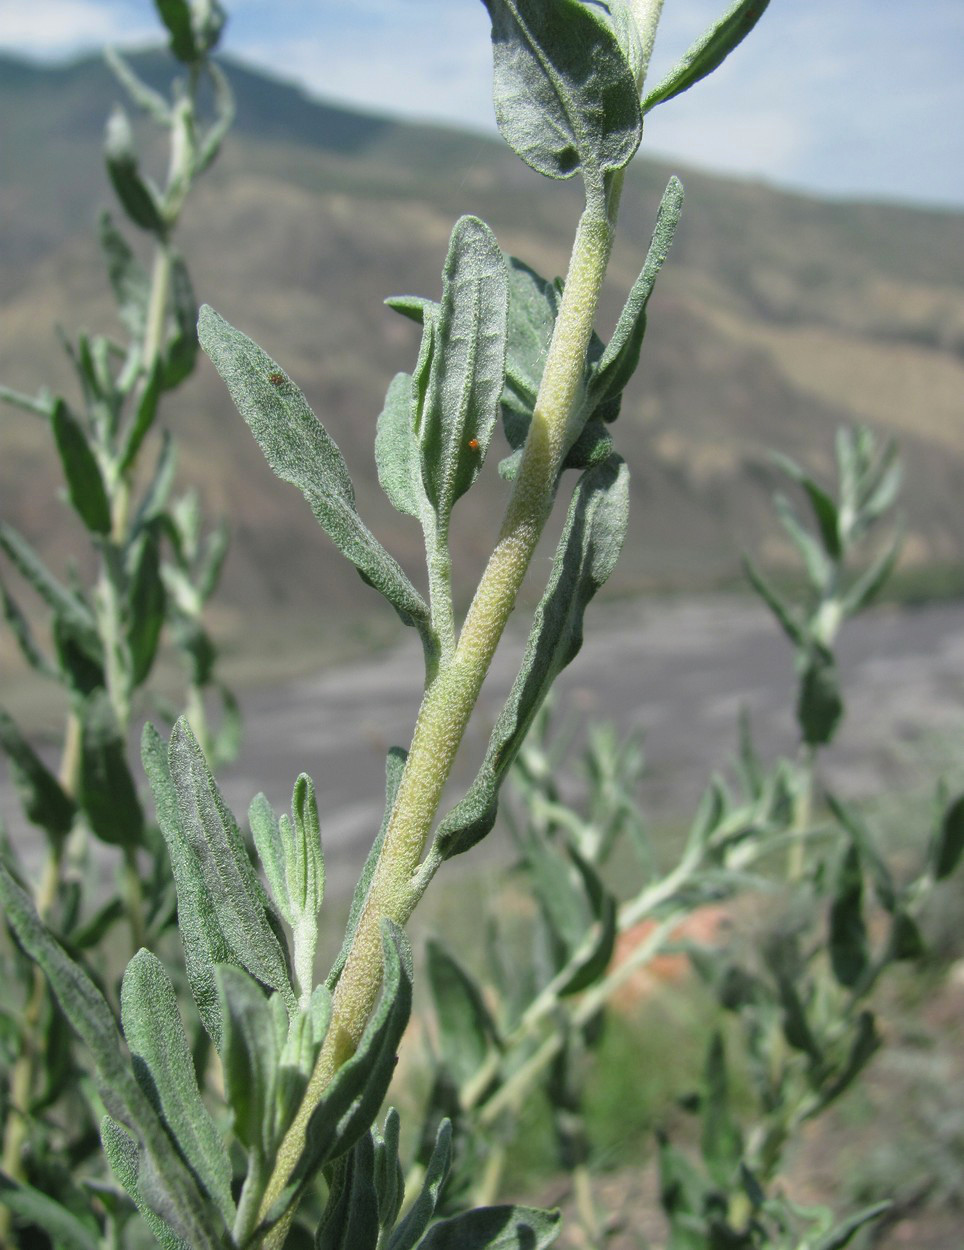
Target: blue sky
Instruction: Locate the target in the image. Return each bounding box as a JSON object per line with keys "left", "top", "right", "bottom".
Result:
{"left": 2, "top": 0, "right": 963, "bottom": 209}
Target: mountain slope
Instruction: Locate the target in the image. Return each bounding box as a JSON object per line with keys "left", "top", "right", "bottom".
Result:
{"left": 2, "top": 51, "right": 962, "bottom": 654}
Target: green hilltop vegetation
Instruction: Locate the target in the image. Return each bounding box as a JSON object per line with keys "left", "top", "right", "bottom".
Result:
{"left": 2, "top": 49, "right": 963, "bottom": 660}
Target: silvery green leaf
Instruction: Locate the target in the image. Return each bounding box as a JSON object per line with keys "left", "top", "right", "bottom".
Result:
{"left": 427, "top": 940, "right": 499, "bottom": 1088}
{"left": 195, "top": 62, "right": 235, "bottom": 175}
{"left": 812, "top": 1201, "right": 892, "bottom": 1250}
{"left": 105, "top": 106, "right": 166, "bottom": 234}
{"left": 482, "top": 0, "right": 642, "bottom": 195}
{"left": 78, "top": 691, "right": 144, "bottom": 848}
{"left": 121, "top": 950, "right": 235, "bottom": 1223}
{"left": 128, "top": 525, "right": 166, "bottom": 687}
{"left": 101, "top": 1117, "right": 191, "bottom": 1250}
{"left": 289, "top": 772, "right": 324, "bottom": 920}
{"left": 198, "top": 305, "right": 431, "bottom": 635}
{"left": 0, "top": 708, "right": 76, "bottom": 842}
{"left": 385, "top": 295, "right": 438, "bottom": 326}
{"left": 216, "top": 964, "right": 279, "bottom": 1152}
{"left": 105, "top": 44, "right": 170, "bottom": 121}
{"left": 432, "top": 455, "right": 629, "bottom": 861}
{"left": 159, "top": 0, "right": 198, "bottom": 63}
{"left": 809, "top": 1010, "right": 880, "bottom": 1115}
{"left": 0, "top": 1176, "right": 99, "bottom": 1250}
{"left": 168, "top": 717, "right": 297, "bottom": 1012}
{"left": 931, "top": 791, "right": 964, "bottom": 882}
{"left": 642, "top": 0, "right": 771, "bottom": 115}
{"left": 0, "top": 866, "right": 221, "bottom": 1247}
{"left": 839, "top": 523, "right": 902, "bottom": 619}
{"left": 415, "top": 1203, "right": 561, "bottom": 1248}
{"left": 120, "top": 357, "right": 164, "bottom": 475}
{"left": 742, "top": 554, "right": 805, "bottom": 646}
{"left": 376, "top": 372, "right": 422, "bottom": 519}
{"left": 589, "top": 176, "right": 683, "bottom": 408}
{"left": 775, "top": 492, "right": 830, "bottom": 591}
{"left": 0, "top": 382, "right": 57, "bottom": 417}
{"left": 700, "top": 1032, "right": 742, "bottom": 1188}
{"left": 143, "top": 721, "right": 238, "bottom": 1047}
{"left": 99, "top": 210, "right": 151, "bottom": 336}
{"left": 50, "top": 397, "right": 111, "bottom": 535}
{"left": 250, "top": 792, "right": 293, "bottom": 925}
{"left": 0, "top": 521, "right": 100, "bottom": 655}
{"left": 327, "top": 746, "right": 407, "bottom": 990}
{"left": 829, "top": 842, "right": 869, "bottom": 989}
{"left": 315, "top": 1134, "right": 379, "bottom": 1250}
{"left": 770, "top": 450, "right": 841, "bottom": 559}
{"left": 796, "top": 643, "right": 843, "bottom": 747}
{"left": 420, "top": 216, "right": 508, "bottom": 520}
{"left": 373, "top": 1108, "right": 404, "bottom": 1231}
{"left": 134, "top": 430, "right": 177, "bottom": 529}
{"left": 388, "top": 1120, "right": 452, "bottom": 1250}
{"left": 161, "top": 254, "right": 199, "bottom": 389}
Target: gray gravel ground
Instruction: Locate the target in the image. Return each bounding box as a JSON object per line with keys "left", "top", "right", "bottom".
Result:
{"left": 216, "top": 595, "right": 964, "bottom": 894}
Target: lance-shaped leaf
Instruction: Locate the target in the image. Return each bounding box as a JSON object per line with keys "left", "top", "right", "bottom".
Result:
{"left": 839, "top": 523, "right": 903, "bottom": 619}
{"left": 120, "top": 357, "right": 165, "bottom": 475}
{"left": 0, "top": 866, "right": 223, "bottom": 1248}
{"left": 932, "top": 791, "right": 964, "bottom": 882}
{"left": 128, "top": 524, "right": 166, "bottom": 686}
{"left": 427, "top": 940, "right": 500, "bottom": 1089}
{"left": 376, "top": 371, "right": 423, "bottom": 521}
{"left": 216, "top": 965, "right": 282, "bottom": 1152}
{"left": 142, "top": 722, "right": 254, "bottom": 1047}
{"left": 162, "top": 253, "right": 199, "bottom": 389}
{"left": 775, "top": 492, "right": 830, "bottom": 591}
{"left": 796, "top": 643, "right": 844, "bottom": 748}
{"left": 483, "top": 0, "right": 642, "bottom": 195}
{"left": 121, "top": 950, "right": 235, "bottom": 1224}
{"left": 167, "top": 717, "right": 296, "bottom": 1012}
{"left": 416, "top": 1204, "right": 561, "bottom": 1249}
{"left": 0, "top": 708, "right": 76, "bottom": 842}
{"left": 388, "top": 1120, "right": 452, "bottom": 1250}
{"left": 588, "top": 176, "right": 684, "bottom": 408}
{"left": 105, "top": 106, "right": 166, "bottom": 235}
{"left": 0, "top": 1176, "right": 99, "bottom": 1250}
{"left": 101, "top": 1118, "right": 191, "bottom": 1250}
{"left": 78, "top": 691, "right": 144, "bottom": 848}
{"left": 813, "top": 1201, "right": 892, "bottom": 1250}
{"left": 315, "top": 1134, "right": 379, "bottom": 1250}
{"left": 700, "top": 1032, "right": 742, "bottom": 1188}
{"left": 0, "top": 521, "right": 100, "bottom": 656}
{"left": 99, "top": 210, "right": 150, "bottom": 338}
{"left": 742, "top": 553, "right": 805, "bottom": 647}
{"left": 0, "top": 576, "right": 56, "bottom": 677}
{"left": 829, "top": 842, "right": 869, "bottom": 990}
{"left": 432, "top": 454, "right": 630, "bottom": 861}
{"left": 519, "top": 830, "right": 616, "bottom": 996}
{"left": 373, "top": 1108, "right": 404, "bottom": 1232}
{"left": 642, "top": 0, "right": 771, "bottom": 114}
{"left": 770, "top": 450, "right": 841, "bottom": 559}
{"left": 420, "top": 216, "right": 508, "bottom": 520}
{"left": 198, "top": 305, "right": 431, "bottom": 636}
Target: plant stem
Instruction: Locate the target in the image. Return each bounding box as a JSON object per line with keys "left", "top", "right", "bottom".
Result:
{"left": 256, "top": 202, "right": 619, "bottom": 1243}
{"left": 0, "top": 843, "right": 65, "bottom": 1230}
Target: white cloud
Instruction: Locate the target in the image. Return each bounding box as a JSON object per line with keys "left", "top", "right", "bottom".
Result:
{"left": 0, "top": 0, "right": 155, "bottom": 54}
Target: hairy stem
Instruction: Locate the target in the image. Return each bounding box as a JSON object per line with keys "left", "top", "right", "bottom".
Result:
{"left": 257, "top": 203, "right": 619, "bottom": 1242}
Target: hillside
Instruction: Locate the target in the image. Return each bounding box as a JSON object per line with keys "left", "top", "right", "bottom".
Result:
{"left": 2, "top": 50, "right": 963, "bottom": 657}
